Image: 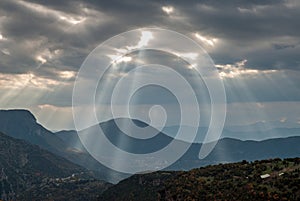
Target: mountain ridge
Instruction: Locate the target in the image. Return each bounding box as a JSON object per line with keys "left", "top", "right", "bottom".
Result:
{"left": 1, "top": 109, "right": 300, "bottom": 184}
{"left": 0, "top": 109, "right": 129, "bottom": 183}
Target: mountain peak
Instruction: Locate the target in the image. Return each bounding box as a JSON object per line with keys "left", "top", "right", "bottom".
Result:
{"left": 107, "top": 118, "right": 150, "bottom": 128}
{"left": 0, "top": 109, "right": 36, "bottom": 122}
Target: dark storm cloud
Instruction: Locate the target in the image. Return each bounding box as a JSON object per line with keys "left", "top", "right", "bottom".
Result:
{"left": 168, "top": 0, "right": 300, "bottom": 70}
{"left": 107, "top": 0, "right": 300, "bottom": 70}
{"left": 0, "top": 0, "right": 299, "bottom": 76}
{"left": 0, "top": 0, "right": 115, "bottom": 76}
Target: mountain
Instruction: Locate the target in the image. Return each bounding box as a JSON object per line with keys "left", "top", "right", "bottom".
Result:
{"left": 100, "top": 157, "right": 300, "bottom": 201}
{"left": 55, "top": 130, "right": 87, "bottom": 153}
{"left": 0, "top": 110, "right": 127, "bottom": 183}
{"left": 85, "top": 118, "right": 174, "bottom": 154}
{"left": 56, "top": 118, "right": 174, "bottom": 154}
{"left": 0, "top": 110, "right": 68, "bottom": 154}
{"left": 0, "top": 131, "right": 111, "bottom": 201}
{"left": 1, "top": 109, "right": 300, "bottom": 183}
{"left": 56, "top": 118, "right": 300, "bottom": 175}
{"left": 162, "top": 125, "right": 300, "bottom": 143}
{"left": 171, "top": 137, "right": 300, "bottom": 171}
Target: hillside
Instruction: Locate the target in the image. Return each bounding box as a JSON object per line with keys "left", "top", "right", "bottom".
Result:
{"left": 0, "top": 132, "right": 111, "bottom": 201}
{"left": 0, "top": 110, "right": 127, "bottom": 183}
{"left": 101, "top": 157, "right": 300, "bottom": 201}
{"left": 1, "top": 110, "right": 300, "bottom": 183}
{"left": 57, "top": 118, "right": 300, "bottom": 172}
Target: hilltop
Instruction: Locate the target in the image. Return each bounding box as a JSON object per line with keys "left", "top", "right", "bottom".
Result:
{"left": 101, "top": 157, "right": 300, "bottom": 201}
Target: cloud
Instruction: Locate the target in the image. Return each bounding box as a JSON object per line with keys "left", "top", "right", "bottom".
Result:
{"left": 1, "top": 0, "right": 299, "bottom": 75}
{"left": 162, "top": 6, "right": 174, "bottom": 15}
{"left": 195, "top": 33, "right": 218, "bottom": 47}
{"left": 216, "top": 59, "right": 277, "bottom": 78}
{"left": 0, "top": 0, "right": 299, "bottom": 130}
{"left": 162, "top": 0, "right": 300, "bottom": 70}
{"left": 0, "top": 72, "right": 65, "bottom": 90}
{"left": 280, "top": 117, "right": 287, "bottom": 123}
{"left": 0, "top": 0, "right": 112, "bottom": 76}
{"left": 26, "top": 101, "right": 300, "bottom": 131}
{"left": 225, "top": 101, "right": 300, "bottom": 127}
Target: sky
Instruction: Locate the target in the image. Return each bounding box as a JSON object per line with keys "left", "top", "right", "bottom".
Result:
{"left": 0, "top": 0, "right": 299, "bottom": 131}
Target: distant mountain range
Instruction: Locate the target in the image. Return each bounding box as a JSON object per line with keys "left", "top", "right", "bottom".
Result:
{"left": 162, "top": 125, "right": 300, "bottom": 143}
{"left": 0, "top": 109, "right": 299, "bottom": 184}
{"left": 56, "top": 117, "right": 300, "bottom": 172}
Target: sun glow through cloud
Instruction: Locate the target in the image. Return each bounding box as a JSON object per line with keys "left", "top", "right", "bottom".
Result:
{"left": 137, "top": 31, "right": 153, "bottom": 48}
{"left": 162, "top": 6, "right": 174, "bottom": 14}
{"left": 15, "top": 0, "right": 87, "bottom": 26}
{"left": 178, "top": 53, "right": 198, "bottom": 60}
{"left": 126, "top": 31, "right": 153, "bottom": 51}
{"left": 59, "top": 71, "right": 76, "bottom": 79}
{"left": 36, "top": 55, "right": 47, "bottom": 64}
{"left": 0, "top": 73, "right": 60, "bottom": 90}
{"left": 216, "top": 60, "right": 277, "bottom": 78}
{"left": 59, "top": 16, "right": 86, "bottom": 25}
{"left": 116, "top": 56, "right": 132, "bottom": 63}
{"left": 0, "top": 33, "right": 7, "bottom": 41}
{"left": 108, "top": 31, "right": 153, "bottom": 64}
{"left": 195, "top": 33, "right": 218, "bottom": 46}
{"left": 1, "top": 49, "right": 10, "bottom": 55}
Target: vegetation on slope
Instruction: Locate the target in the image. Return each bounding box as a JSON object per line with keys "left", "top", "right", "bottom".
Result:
{"left": 101, "top": 157, "right": 300, "bottom": 201}
{"left": 0, "top": 132, "right": 111, "bottom": 201}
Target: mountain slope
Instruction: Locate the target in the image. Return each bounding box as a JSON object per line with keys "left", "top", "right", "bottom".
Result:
{"left": 57, "top": 117, "right": 300, "bottom": 175}
{"left": 0, "top": 110, "right": 68, "bottom": 154}
{"left": 101, "top": 157, "right": 300, "bottom": 201}
{"left": 0, "top": 131, "right": 111, "bottom": 200}
{"left": 0, "top": 110, "right": 127, "bottom": 183}
{"left": 55, "top": 130, "right": 87, "bottom": 153}
{"left": 56, "top": 118, "right": 174, "bottom": 154}
{"left": 1, "top": 110, "right": 300, "bottom": 184}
